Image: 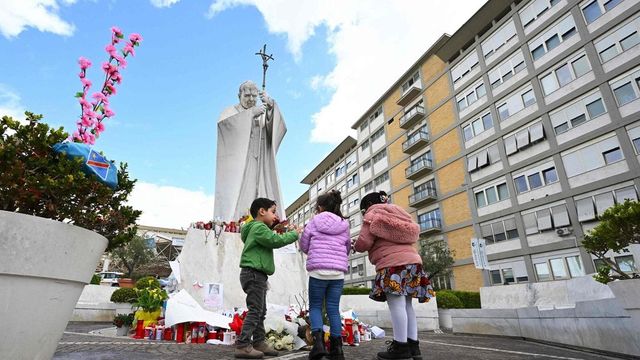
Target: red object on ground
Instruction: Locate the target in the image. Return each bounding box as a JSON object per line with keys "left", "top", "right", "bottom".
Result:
{"left": 134, "top": 319, "right": 145, "bottom": 339}
{"left": 175, "top": 323, "right": 185, "bottom": 343}
{"left": 229, "top": 313, "right": 244, "bottom": 335}
{"left": 163, "top": 327, "right": 173, "bottom": 341}
{"left": 344, "top": 319, "right": 354, "bottom": 345}
{"left": 198, "top": 322, "right": 206, "bottom": 343}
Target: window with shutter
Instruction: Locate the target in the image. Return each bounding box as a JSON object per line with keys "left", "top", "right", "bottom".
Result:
{"left": 467, "top": 155, "right": 478, "bottom": 172}
{"left": 516, "top": 130, "right": 530, "bottom": 149}
{"left": 595, "top": 192, "right": 615, "bottom": 216}
{"left": 530, "top": 122, "right": 544, "bottom": 142}
{"left": 505, "top": 135, "right": 518, "bottom": 155}
{"left": 551, "top": 205, "right": 571, "bottom": 227}
{"left": 523, "top": 213, "right": 539, "bottom": 235}
{"left": 477, "top": 150, "right": 489, "bottom": 168}
{"left": 615, "top": 186, "right": 638, "bottom": 203}
{"left": 536, "top": 208, "right": 553, "bottom": 230}
{"left": 576, "top": 198, "right": 596, "bottom": 222}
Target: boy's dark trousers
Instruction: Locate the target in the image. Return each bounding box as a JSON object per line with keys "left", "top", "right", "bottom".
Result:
{"left": 237, "top": 267, "right": 269, "bottom": 346}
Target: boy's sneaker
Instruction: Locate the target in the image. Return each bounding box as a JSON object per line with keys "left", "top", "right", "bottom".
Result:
{"left": 253, "top": 341, "right": 279, "bottom": 357}
{"left": 235, "top": 344, "right": 264, "bottom": 359}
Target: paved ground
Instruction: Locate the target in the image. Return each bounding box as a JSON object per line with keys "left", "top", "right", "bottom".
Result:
{"left": 53, "top": 322, "right": 628, "bottom": 360}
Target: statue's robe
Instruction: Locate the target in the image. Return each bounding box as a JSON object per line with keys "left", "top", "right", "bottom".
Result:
{"left": 213, "top": 103, "right": 287, "bottom": 221}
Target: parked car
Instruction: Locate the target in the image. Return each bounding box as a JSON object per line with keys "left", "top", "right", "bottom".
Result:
{"left": 97, "top": 271, "right": 124, "bottom": 287}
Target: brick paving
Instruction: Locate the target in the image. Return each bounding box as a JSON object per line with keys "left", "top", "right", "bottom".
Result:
{"left": 53, "top": 322, "right": 628, "bottom": 360}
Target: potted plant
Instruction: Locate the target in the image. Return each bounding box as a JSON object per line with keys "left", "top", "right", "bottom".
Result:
{"left": 0, "top": 27, "right": 142, "bottom": 360}
{"left": 110, "top": 287, "right": 138, "bottom": 315}
{"left": 133, "top": 286, "right": 168, "bottom": 328}
{"left": 582, "top": 200, "right": 640, "bottom": 319}
{"left": 112, "top": 236, "right": 156, "bottom": 288}
{"left": 113, "top": 313, "right": 135, "bottom": 336}
{"left": 435, "top": 291, "right": 464, "bottom": 330}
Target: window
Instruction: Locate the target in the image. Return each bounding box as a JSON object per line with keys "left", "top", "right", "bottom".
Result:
{"left": 335, "top": 164, "right": 346, "bottom": 178}
{"left": 543, "top": 167, "right": 558, "bottom": 183}
{"left": 616, "top": 255, "right": 637, "bottom": 272}
{"left": 360, "top": 139, "right": 369, "bottom": 151}
{"left": 462, "top": 112, "right": 493, "bottom": 142}
{"left": 475, "top": 182, "right": 509, "bottom": 207}
{"left": 456, "top": 82, "right": 487, "bottom": 111}
{"left": 519, "top": 0, "right": 562, "bottom": 29}
{"left": 550, "top": 90, "right": 607, "bottom": 134}
{"left": 582, "top": 0, "right": 624, "bottom": 24}
{"left": 535, "top": 254, "right": 585, "bottom": 281}
{"left": 535, "top": 262, "right": 552, "bottom": 281}
{"left": 347, "top": 173, "right": 359, "bottom": 189}
{"left": 575, "top": 186, "right": 638, "bottom": 222}
{"left": 513, "top": 165, "right": 559, "bottom": 194}
{"left": 566, "top": 256, "right": 585, "bottom": 277}
{"left": 418, "top": 209, "right": 441, "bottom": 231}
{"left": 362, "top": 160, "right": 371, "bottom": 171}
{"left": 451, "top": 51, "right": 480, "bottom": 87}
{"left": 364, "top": 182, "right": 373, "bottom": 192}
{"left": 634, "top": 137, "right": 640, "bottom": 153}
{"left": 528, "top": 15, "right": 577, "bottom": 61}
{"left": 467, "top": 143, "right": 500, "bottom": 173}
{"left": 481, "top": 217, "right": 518, "bottom": 244}
{"left": 616, "top": 186, "right": 639, "bottom": 202}
{"left": 595, "top": 16, "right": 640, "bottom": 63}
{"left": 603, "top": 147, "right": 623, "bottom": 164}
{"left": 401, "top": 72, "right": 420, "bottom": 93}
{"left": 369, "top": 106, "right": 383, "bottom": 121}
{"left": 504, "top": 121, "right": 545, "bottom": 156}
{"left": 613, "top": 82, "right": 638, "bottom": 105}
{"left": 372, "top": 150, "right": 387, "bottom": 163}
{"left": 482, "top": 19, "right": 517, "bottom": 60}
{"left": 539, "top": 52, "right": 591, "bottom": 95}
{"left": 359, "top": 120, "right": 368, "bottom": 132}
{"left": 522, "top": 204, "right": 571, "bottom": 234}
{"left": 371, "top": 127, "right": 385, "bottom": 142}
{"left": 496, "top": 85, "right": 537, "bottom": 121}
{"left": 488, "top": 50, "right": 527, "bottom": 89}
{"left": 373, "top": 172, "right": 389, "bottom": 186}
{"left": 550, "top": 258, "right": 569, "bottom": 279}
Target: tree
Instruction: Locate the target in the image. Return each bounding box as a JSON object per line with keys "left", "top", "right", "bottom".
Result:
{"left": 111, "top": 235, "right": 156, "bottom": 277}
{"left": 0, "top": 113, "right": 141, "bottom": 250}
{"left": 419, "top": 239, "right": 455, "bottom": 289}
{"left": 582, "top": 200, "right": 640, "bottom": 283}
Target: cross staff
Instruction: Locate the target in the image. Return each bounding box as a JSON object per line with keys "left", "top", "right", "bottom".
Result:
{"left": 255, "top": 44, "right": 274, "bottom": 91}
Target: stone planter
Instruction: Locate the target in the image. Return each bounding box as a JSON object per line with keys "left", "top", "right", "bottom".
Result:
{"left": 0, "top": 211, "right": 108, "bottom": 360}
{"left": 438, "top": 309, "right": 453, "bottom": 330}
{"left": 115, "top": 302, "right": 135, "bottom": 315}
{"left": 116, "top": 325, "right": 130, "bottom": 336}
{"left": 118, "top": 278, "right": 135, "bottom": 288}
{"left": 608, "top": 278, "right": 640, "bottom": 325}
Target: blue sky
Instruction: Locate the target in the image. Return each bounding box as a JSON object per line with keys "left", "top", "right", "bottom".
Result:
{"left": 0, "top": 0, "right": 485, "bottom": 228}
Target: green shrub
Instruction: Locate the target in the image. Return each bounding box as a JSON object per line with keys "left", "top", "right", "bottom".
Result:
{"left": 90, "top": 274, "right": 101, "bottom": 285}
{"left": 110, "top": 287, "right": 138, "bottom": 303}
{"left": 342, "top": 287, "right": 371, "bottom": 295}
{"left": 135, "top": 276, "right": 160, "bottom": 290}
{"left": 450, "top": 291, "right": 481, "bottom": 309}
{"left": 435, "top": 291, "right": 463, "bottom": 309}
{"left": 113, "top": 313, "right": 135, "bottom": 327}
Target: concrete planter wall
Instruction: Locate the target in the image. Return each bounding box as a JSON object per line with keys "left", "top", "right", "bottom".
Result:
{"left": 0, "top": 211, "right": 107, "bottom": 360}
{"left": 340, "top": 295, "right": 439, "bottom": 330}
{"left": 438, "top": 309, "right": 452, "bottom": 330}
{"left": 608, "top": 278, "right": 640, "bottom": 326}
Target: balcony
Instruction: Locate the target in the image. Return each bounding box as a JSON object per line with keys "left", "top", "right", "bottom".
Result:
{"left": 419, "top": 218, "right": 442, "bottom": 235}
{"left": 405, "top": 158, "right": 433, "bottom": 180}
{"left": 399, "top": 105, "right": 425, "bottom": 129}
{"left": 397, "top": 84, "right": 422, "bottom": 107}
{"left": 409, "top": 187, "right": 437, "bottom": 208}
{"left": 402, "top": 131, "right": 429, "bottom": 154}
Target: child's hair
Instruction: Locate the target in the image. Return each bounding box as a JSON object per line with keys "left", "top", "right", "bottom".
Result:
{"left": 360, "top": 191, "right": 388, "bottom": 213}
{"left": 250, "top": 198, "right": 276, "bottom": 218}
{"left": 316, "top": 190, "right": 344, "bottom": 218}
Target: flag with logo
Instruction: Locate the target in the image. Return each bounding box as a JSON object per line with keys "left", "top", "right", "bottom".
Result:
{"left": 52, "top": 142, "right": 118, "bottom": 189}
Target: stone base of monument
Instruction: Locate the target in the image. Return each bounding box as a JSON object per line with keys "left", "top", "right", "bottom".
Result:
{"left": 177, "top": 229, "right": 308, "bottom": 310}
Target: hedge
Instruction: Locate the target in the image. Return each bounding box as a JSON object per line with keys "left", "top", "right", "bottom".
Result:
{"left": 434, "top": 291, "right": 463, "bottom": 309}
{"left": 110, "top": 287, "right": 138, "bottom": 303}
{"left": 342, "top": 287, "right": 371, "bottom": 295}
{"left": 436, "top": 290, "right": 480, "bottom": 309}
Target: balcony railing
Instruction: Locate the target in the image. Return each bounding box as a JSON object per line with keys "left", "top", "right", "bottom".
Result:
{"left": 397, "top": 84, "right": 422, "bottom": 107}
{"left": 405, "top": 157, "right": 433, "bottom": 180}
{"left": 409, "top": 187, "right": 437, "bottom": 207}
{"left": 399, "top": 105, "right": 425, "bottom": 129}
{"left": 419, "top": 218, "right": 442, "bottom": 234}
{"left": 402, "top": 131, "right": 429, "bottom": 154}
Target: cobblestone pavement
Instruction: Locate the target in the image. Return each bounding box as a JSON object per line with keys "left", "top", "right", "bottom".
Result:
{"left": 53, "top": 322, "right": 627, "bottom": 360}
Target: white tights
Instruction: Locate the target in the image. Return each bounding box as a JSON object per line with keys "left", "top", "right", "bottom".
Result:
{"left": 386, "top": 294, "right": 418, "bottom": 342}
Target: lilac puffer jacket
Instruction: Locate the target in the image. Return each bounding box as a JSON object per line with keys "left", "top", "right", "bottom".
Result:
{"left": 299, "top": 211, "right": 350, "bottom": 273}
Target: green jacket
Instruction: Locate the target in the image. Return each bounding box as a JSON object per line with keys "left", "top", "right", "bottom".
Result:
{"left": 240, "top": 221, "right": 299, "bottom": 275}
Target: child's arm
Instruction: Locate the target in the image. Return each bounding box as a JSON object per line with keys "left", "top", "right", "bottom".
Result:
{"left": 254, "top": 224, "right": 299, "bottom": 249}
{"left": 299, "top": 220, "right": 315, "bottom": 254}
{"left": 354, "top": 219, "right": 374, "bottom": 253}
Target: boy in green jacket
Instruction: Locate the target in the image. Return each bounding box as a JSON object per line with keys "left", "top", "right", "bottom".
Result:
{"left": 235, "top": 197, "right": 301, "bottom": 359}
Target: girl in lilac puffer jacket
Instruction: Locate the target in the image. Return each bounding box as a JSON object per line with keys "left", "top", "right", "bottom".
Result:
{"left": 299, "top": 190, "right": 350, "bottom": 360}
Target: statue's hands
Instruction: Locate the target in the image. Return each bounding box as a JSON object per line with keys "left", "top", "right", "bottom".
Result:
{"left": 260, "top": 91, "right": 274, "bottom": 110}
{"left": 250, "top": 105, "right": 265, "bottom": 119}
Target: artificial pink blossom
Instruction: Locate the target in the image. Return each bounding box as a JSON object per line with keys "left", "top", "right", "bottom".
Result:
{"left": 81, "top": 78, "right": 92, "bottom": 88}
{"left": 105, "top": 83, "right": 116, "bottom": 95}
{"left": 81, "top": 115, "right": 93, "bottom": 127}
{"left": 114, "top": 55, "right": 127, "bottom": 68}
{"left": 92, "top": 92, "right": 108, "bottom": 103}
{"left": 129, "top": 33, "right": 142, "bottom": 44}
{"left": 79, "top": 98, "right": 91, "bottom": 110}
{"left": 78, "top": 57, "right": 92, "bottom": 70}
{"left": 104, "top": 108, "right": 115, "bottom": 117}
{"left": 78, "top": 71, "right": 85, "bottom": 79}
{"left": 82, "top": 132, "right": 95, "bottom": 145}
{"left": 111, "top": 72, "right": 122, "bottom": 84}
{"left": 111, "top": 26, "right": 123, "bottom": 38}
{"left": 102, "top": 62, "right": 118, "bottom": 75}
{"left": 94, "top": 121, "right": 105, "bottom": 133}
{"left": 123, "top": 43, "right": 135, "bottom": 57}
{"left": 105, "top": 44, "right": 117, "bottom": 57}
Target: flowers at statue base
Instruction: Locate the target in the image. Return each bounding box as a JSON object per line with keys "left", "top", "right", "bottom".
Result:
{"left": 266, "top": 331, "right": 295, "bottom": 351}
{"left": 72, "top": 26, "right": 142, "bottom": 145}
{"left": 134, "top": 287, "right": 168, "bottom": 312}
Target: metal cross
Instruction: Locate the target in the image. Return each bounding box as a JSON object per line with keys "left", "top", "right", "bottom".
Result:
{"left": 255, "top": 44, "right": 274, "bottom": 91}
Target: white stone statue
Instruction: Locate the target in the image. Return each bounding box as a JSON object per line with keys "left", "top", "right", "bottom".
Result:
{"left": 214, "top": 80, "right": 287, "bottom": 221}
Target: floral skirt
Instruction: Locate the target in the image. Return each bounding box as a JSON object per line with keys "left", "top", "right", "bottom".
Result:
{"left": 369, "top": 264, "right": 435, "bottom": 303}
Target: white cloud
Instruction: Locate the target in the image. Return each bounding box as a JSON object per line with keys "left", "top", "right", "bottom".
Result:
{"left": 0, "top": 0, "right": 76, "bottom": 39}
{"left": 206, "top": 0, "right": 486, "bottom": 143}
{"left": 0, "top": 84, "right": 26, "bottom": 123}
{"left": 128, "top": 182, "right": 215, "bottom": 229}
{"left": 149, "top": 0, "right": 180, "bottom": 8}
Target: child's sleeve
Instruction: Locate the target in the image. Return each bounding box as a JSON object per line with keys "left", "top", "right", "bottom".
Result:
{"left": 299, "top": 220, "right": 315, "bottom": 254}
{"left": 254, "top": 224, "right": 299, "bottom": 249}
{"left": 354, "top": 219, "right": 374, "bottom": 253}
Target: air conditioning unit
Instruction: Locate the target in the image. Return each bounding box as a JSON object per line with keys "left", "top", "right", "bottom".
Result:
{"left": 556, "top": 227, "right": 573, "bottom": 236}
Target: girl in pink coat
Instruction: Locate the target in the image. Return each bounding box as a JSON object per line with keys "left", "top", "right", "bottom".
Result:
{"left": 354, "top": 191, "right": 434, "bottom": 360}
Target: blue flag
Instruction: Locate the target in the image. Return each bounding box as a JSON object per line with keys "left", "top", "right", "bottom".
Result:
{"left": 52, "top": 142, "right": 118, "bottom": 189}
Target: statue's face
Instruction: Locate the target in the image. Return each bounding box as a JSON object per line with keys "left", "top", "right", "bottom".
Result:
{"left": 239, "top": 86, "right": 259, "bottom": 109}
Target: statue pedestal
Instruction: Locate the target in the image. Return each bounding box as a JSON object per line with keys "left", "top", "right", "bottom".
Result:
{"left": 177, "top": 229, "right": 308, "bottom": 310}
